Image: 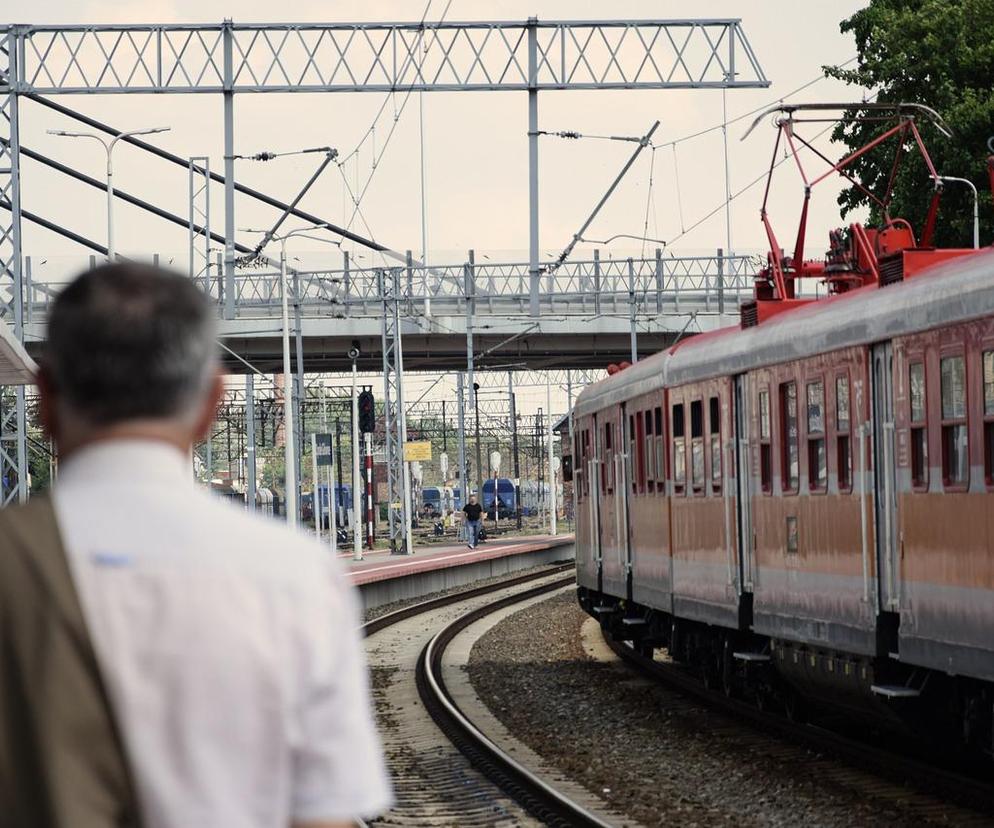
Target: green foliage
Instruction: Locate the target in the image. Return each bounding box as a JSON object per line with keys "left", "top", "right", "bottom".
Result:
{"left": 825, "top": 0, "right": 994, "bottom": 247}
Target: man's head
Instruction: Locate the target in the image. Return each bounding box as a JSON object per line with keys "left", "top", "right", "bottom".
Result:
{"left": 468, "top": 495, "right": 477, "bottom": 504}
{"left": 39, "top": 262, "right": 223, "bottom": 456}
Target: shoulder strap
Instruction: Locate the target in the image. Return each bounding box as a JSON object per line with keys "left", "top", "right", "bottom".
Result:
{"left": 0, "top": 495, "right": 143, "bottom": 828}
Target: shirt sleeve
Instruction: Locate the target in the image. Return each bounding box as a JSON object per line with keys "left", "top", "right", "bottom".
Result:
{"left": 289, "top": 553, "right": 392, "bottom": 822}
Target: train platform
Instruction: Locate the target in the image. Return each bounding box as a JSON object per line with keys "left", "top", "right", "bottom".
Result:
{"left": 344, "top": 534, "right": 576, "bottom": 611}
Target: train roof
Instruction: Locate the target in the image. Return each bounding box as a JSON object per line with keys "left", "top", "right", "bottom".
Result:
{"left": 574, "top": 247, "right": 994, "bottom": 418}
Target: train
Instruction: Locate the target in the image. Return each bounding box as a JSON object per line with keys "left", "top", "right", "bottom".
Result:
{"left": 301, "top": 483, "right": 352, "bottom": 529}
{"left": 481, "top": 477, "right": 517, "bottom": 518}
{"left": 571, "top": 104, "right": 994, "bottom": 749}
{"left": 421, "top": 485, "right": 461, "bottom": 516}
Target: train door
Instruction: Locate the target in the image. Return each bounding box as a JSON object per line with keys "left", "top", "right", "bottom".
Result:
{"left": 734, "top": 374, "right": 755, "bottom": 592}
{"left": 597, "top": 406, "right": 629, "bottom": 599}
{"left": 871, "top": 342, "right": 900, "bottom": 612}
{"left": 584, "top": 414, "right": 604, "bottom": 593}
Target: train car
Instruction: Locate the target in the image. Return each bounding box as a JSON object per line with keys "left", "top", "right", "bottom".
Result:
{"left": 314, "top": 483, "right": 351, "bottom": 529}
{"left": 481, "top": 477, "right": 517, "bottom": 518}
{"left": 422, "top": 485, "right": 457, "bottom": 516}
{"left": 572, "top": 104, "right": 994, "bottom": 747}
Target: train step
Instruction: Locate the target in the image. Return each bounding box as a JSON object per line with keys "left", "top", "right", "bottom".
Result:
{"left": 593, "top": 605, "right": 618, "bottom": 615}
{"left": 732, "top": 651, "right": 771, "bottom": 662}
{"left": 621, "top": 617, "right": 647, "bottom": 626}
{"left": 870, "top": 684, "right": 921, "bottom": 699}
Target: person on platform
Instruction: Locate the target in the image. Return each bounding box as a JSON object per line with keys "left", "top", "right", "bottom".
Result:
{"left": 0, "top": 262, "right": 391, "bottom": 828}
{"left": 462, "top": 494, "right": 483, "bottom": 549}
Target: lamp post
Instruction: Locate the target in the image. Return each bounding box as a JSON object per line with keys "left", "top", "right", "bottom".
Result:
{"left": 241, "top": 225, "right": 339, "bottom": 529}
{"left": 938, "top": 176, "right": 980, "bottom": 249}
{"left": 47, "top": 126, "right": 170, "bottom": 259}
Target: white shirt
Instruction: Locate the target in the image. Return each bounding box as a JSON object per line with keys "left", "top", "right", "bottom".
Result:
{"left": 52, "top": 440, "right": 391, "bottom": 828}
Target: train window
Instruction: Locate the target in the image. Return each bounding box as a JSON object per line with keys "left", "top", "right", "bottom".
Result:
{"left": 691, "top": 400, "right": 705, "bottom": 492}
{"left": 759, "top": 388, "right": 772, "bottom": 494}
{"left": 629, "top": 414, "right": 638, "bottom": 495}
{"left": 645, "top": 410, "right": 655, "bottom": 493}
{"left": 909, "top": 362, "right": 927, "bottom": 489}
{"left": 601, "top": 422, "right": 614, "bottom": 495}
{"left": 780, "top": 382, "right": 799, "bottom": 493}
{"left": 940, "top": 355, "right": 968, "bottom": 487}
{"left": 807, "top": 380, "right": 827, "bottom": 492}
{"left": 709, "top": 396, "right": 721, "bottom": 493}
{"left": 672, "top": 403, "right": 686, "bottom": 494}
{"left": 654, "top": 406, "right": 665, "bottom": 494}
{"left": 985, "top": 352, "right": 994, "bottom": 485}
{"left": 836, "top": 375, "right": 852, "bottom": 492}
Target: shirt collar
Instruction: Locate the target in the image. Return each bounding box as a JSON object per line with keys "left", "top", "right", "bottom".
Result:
{"left": 56, "top": 438, "right": 192, "bottom": 489}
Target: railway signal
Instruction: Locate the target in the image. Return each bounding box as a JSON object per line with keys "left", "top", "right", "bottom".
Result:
{"left": 358, "top": 389, "right": 376, "bottom": 434}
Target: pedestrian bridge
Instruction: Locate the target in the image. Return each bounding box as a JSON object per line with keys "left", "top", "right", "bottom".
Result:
{"left": 21, "top": 251, "right": 756, "bottom": 372}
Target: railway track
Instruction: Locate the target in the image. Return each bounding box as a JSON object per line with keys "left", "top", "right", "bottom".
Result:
{"left": 361, "top": 565, "right": 615, "bottom": 827}
{"left": 605, "top": 632, "right": 994, "bottom": 823}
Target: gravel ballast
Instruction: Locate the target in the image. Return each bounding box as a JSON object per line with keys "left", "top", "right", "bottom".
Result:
{"left": 467, "top": 592, "right": 942, "bottom": 827}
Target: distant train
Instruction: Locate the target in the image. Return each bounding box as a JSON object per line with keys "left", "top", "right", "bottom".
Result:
{"left": 302, "top": 483, "right": 352, "bottom": 529}
{"left": 481, "top": 477, "right": 517, "bottom": 518}
{"left": 422, "top": 485, "right": 459, "bottom": 516}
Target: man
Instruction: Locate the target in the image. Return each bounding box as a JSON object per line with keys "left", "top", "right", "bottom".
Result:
{"left": 0, "top": 263, "right": 390, "bottom": 827}
{"left": 462, "top": 494, "right": 483, "bottom": 549}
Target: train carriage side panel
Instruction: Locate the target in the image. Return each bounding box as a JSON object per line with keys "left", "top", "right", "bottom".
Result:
{"left": 893, "top": 319, "right": 994, "bottom": 681}
{"left": 627, "top": 389, "right": 672, "bottom": 611}
{"left": 749, "top": 346, "right": 878, "bottom": 655}
{"left": 668, "top": 377, "right": 740, "bottom": 627}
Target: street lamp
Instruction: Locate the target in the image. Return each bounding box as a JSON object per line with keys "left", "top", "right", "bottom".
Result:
{"left": 241, "top": 224, "right": 339, "bottom": 529}
{"left": 938, "top": 176, "right": 980, "bottom": 249}
{"left": 47, "top": 126, "right": 170, "bottom": 259}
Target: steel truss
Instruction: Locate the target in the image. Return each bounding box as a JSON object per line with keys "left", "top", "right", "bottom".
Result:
{"left": 9, "top": 20, "right": 767, "bottom": 94}
{"left": 379, "top": 268, "right": 412, "bottom": 554}
{"left": 0, "top": 32, "right": 27, "bottom": 504}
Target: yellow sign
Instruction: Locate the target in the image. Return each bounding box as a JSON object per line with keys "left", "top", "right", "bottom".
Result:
{"left": 404, "top": 440, "right": 433, "bottom": 462}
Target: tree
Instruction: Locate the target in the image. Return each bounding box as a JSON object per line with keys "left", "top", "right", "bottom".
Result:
{"left": 825, "top": 0, "right": 994, "bottom": 248}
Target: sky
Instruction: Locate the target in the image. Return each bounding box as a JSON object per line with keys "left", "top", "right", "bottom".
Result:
{"left": 5, "top": 1, "right": 869, "bottom": 418}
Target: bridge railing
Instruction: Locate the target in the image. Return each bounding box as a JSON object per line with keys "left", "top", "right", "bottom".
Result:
{"left": 222, "top": 252, "right": 757, "bottom": 318}
{"left": 20, "top": 251, "right": 759, "bottom": 322}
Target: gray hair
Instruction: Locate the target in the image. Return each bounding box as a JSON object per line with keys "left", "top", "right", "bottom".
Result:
{"left": 45, "top": 262, "right": 217, "bottom": 425}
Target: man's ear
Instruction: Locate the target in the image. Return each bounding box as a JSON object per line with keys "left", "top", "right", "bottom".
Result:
{"left": 35, "top": 365, "right": 59, "bottom": 442}
{"left": 192, "top": 369, "right": 225, "bottom": 444}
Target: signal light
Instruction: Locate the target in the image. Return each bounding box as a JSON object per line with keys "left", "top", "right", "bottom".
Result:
{"left": 358, "top": 389, "right": 376, "bottom": 433}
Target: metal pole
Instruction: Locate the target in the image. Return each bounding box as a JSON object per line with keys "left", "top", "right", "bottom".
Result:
{"left": 510, "top": 378, "right": 522, "bottom": 530}
{"left": 365, "top": 431, "right": 375, "bottom": 550}
{"left": 293, "top": 269, "right": 305, "bottom": 516}
{"left": 628, "top": 258, "right": 638, "bottom": 363}
{"left": 473, "top": 383, "right": 483, "bottom": 509}
{"left": 547, "top": 375, "right": 557, "bottom": 536}
{"left": 329, "top": 430, "right": 338, "bottom": 556}
{"left": 465, "top": 250, "right": 476, "bottom": 497}
{"left": 527, "top": 17, "right": 541, "bottom": 318}
{"left": 419, "top": 78, "right": 431, "bottom": 318}
{"left": 392, "top": 269, "right": 415, "bottom": 556}
{"left": 280, "top": 245, "right": 297, "bottom": 528}
{"left": 311, "top": 433, "right": 321, "bottom": 540}
{"left": 351, "top": 360, "right": 362, "bottom": 560}
{"left": 222, "top": 18, "right": 235, "bottom": 320}
{"left": 457, "top": 373, "right": 468, "bottom": 529}
{"left": 105, "top": 143, "right": 115, "bottom": 259}
{"left": 722, "top": 83, "right": 733, "bottom": 256}
{"left": 321, "top": 383, "right": 333, "bottom": 542}
{"left": 335, "top": 416, "right": 344, "bottom": 530}
{"left": 245, "top": 373, "right": 256, "bottom": 511}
